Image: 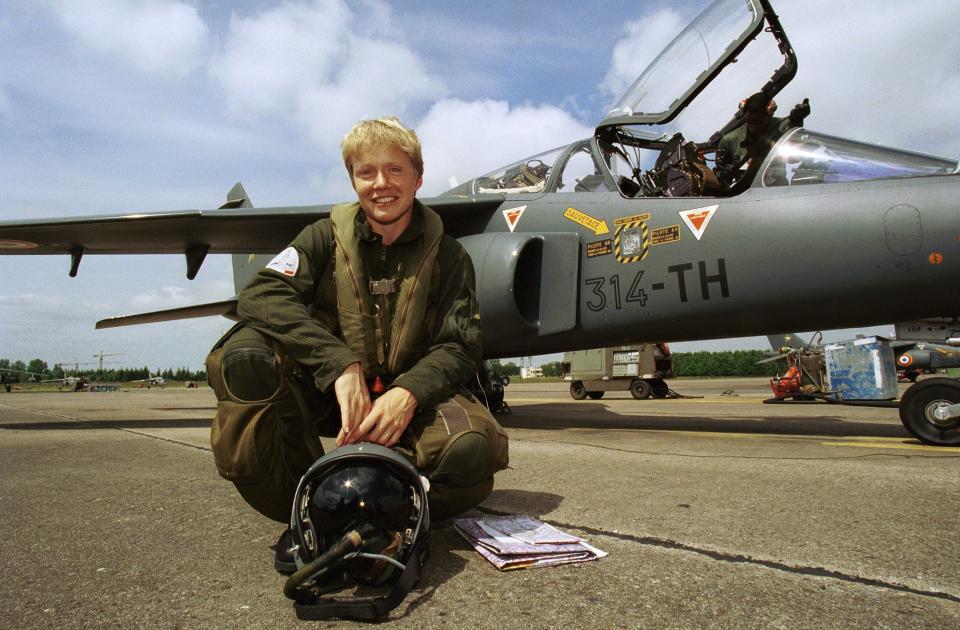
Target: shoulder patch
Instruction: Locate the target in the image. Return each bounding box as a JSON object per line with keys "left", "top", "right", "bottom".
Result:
{"left": 265, "top": 247, "right": 300, "bottom": 277}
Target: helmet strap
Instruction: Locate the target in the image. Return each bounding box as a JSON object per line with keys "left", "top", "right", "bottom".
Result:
{"left": 293, "top": 540, "right": 427, "bottom": 621}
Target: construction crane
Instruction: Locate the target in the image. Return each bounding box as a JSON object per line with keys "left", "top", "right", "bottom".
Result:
{"left": 93, "top": 351, "right": 122, "bottom": 373}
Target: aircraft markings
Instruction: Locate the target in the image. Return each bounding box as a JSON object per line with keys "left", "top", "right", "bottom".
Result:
{"left": 586, "top": 239, "right": 612, "bottom": 258}
{"left": 563, "top": 207, "right": 609, "bottom": 235}
{"left": 614, "top": 220, "right": 649, "bottom": 263}
{"left": 584, "top": 259, "right": 729, "bottom": 309}
{"left": 679, "top": 205, "right": 718, "bottom": 241}
{"left": 614, "top": 212, "right": 651, "bottom": 225}
{"left": 502, "top": 205, "right": 526, "bottom": 232}
{"left": 668, "top": 259, "right": 730, "bottom": 303}
{"left": 583, "top": 270, "right": 647, "bottom": 311}
{"left": 651, "top": 224, "right": 681, "bottom": 245}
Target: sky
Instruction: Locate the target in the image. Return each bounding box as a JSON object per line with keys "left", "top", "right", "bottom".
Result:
{"left": 1, "top": 0, "right": 959, "bottom": 373}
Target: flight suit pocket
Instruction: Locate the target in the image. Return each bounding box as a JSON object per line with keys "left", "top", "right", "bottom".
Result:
{"left": 209, "top": 400, "right": 276, "bottom": 482}
{"left": 206, "top": 341, "right": 283, "bottom": 483}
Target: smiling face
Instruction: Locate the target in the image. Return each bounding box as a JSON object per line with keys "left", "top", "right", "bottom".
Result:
{"left": 350, "top": 144, "right": 424, "bottom": 243}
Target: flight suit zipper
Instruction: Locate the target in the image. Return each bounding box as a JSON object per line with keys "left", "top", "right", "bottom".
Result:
{"left": 388, "top": 232, "right": 442, "bottom": 372}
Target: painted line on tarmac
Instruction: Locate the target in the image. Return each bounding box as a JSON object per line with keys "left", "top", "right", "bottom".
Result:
{"left": 820, "top": 441, "right": 959, "bottom": 452}
{"left": 506, "top": 397, "right": 762, "bottom": 404}
{"left": 515, "top": 435, "right": 960, "bottom": 461}
{"left": 0, "top": 401, "right": 212, "bottom": 453}
{"left": 477, "top": 506, "right": 960, "bottom": 605}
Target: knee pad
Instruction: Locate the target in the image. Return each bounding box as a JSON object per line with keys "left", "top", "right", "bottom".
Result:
{"left": 222, "top": 347, "right": 281, "bottom": 402}
{"left": 429, "top": 431, "right": 491, "bottom": 489}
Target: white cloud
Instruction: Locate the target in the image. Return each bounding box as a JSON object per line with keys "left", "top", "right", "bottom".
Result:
{"left": 597, "top": 1, "right": 960, "bottom": 160}
{"left": 128, "top": 279, "right": 234, "bottom": 310}
{"left": 49, "top": 0, "right": 209, "bottom": 79}
{"left": 600, "top": 9, "right": 689, "bottom": 103}
{"left": 773, "top": 1, "right": 960, "bottom": 157}
{"left": 417, "top": 99, "right": 593, "bottom": 195}
{"left": 211, "top": 0, "right": 445, "bottom": 147}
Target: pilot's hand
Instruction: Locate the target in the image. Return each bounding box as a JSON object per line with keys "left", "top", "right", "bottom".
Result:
{"left": 334, "top": 362, "right": 371, "bottom": 446}
{"left": 344, "top": 387, "right": 418, "bottom": 447}
{"left": 789, "top": 98, "right": 810, "bottom": 126}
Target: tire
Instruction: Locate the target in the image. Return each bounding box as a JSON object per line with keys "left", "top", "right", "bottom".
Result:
{"left": 587, "top": 391, "right": 604, "bottom": 400}
{"left": 570, "top": 381, "right": 587, "bottom": 400}
{"left": 650, "top": 379, "right": 669, "bottom": 399}
{"left": 898, "top": 378, "right": 960, "bottom": 446}
{"left": 629, "top": 379, "right": 652, "bottom": 400}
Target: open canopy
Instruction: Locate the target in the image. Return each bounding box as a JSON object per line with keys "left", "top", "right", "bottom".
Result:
{"left": 597, "top": 0, "right": 780, "bottom": 129}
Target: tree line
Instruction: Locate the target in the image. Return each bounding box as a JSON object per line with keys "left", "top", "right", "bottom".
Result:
{"left": 0, "top": 358, "right": 206, "bottom": 383}
{"left": 488, "top": 350, "right": 780, "bottom": 378}
{"left": 3, "top": 349, "right": 781, "bottom": 384}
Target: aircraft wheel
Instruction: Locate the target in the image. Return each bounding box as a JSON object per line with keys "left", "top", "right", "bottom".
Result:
{"left": 899, "top": 378, "right": 960, "bottom": 446}
{"left": 587, "top": 391, "right": 604, "bottom": 400}
{"left": 650, "top": 379, "right": 670, "bottom": 398}
{"left": 630, "top": 379, "right": 652, "bottom": 400}
{"left": 570, "top": 381, "right": 588, "bottom": 400}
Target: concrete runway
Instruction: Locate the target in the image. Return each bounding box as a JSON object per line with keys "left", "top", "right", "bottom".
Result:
{"left": 1, "top": 378, "right": 958, "bottom": 628}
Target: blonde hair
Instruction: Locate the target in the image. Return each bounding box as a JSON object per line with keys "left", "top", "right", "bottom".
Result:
{"left": 341, "top": 116, "right": 424, "bottom": 177}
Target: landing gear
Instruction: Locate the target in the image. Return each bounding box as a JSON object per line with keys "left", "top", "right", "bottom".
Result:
{"left": 899, "top": 378, "right": 960, "bottom": 446}
{"left": 629, "top": 379, "right": 652, "bottom": 400}
{"left": 467, "top": 364, "right": 511, "bottom": 414}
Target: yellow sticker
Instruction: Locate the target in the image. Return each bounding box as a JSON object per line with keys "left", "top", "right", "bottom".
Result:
{"left": 651, "top": 225, "right": 680, "bottom": 245}
{"left": 614, "top": 213, "right": 651, "bottom": 226}
{"left": 614, "top": 221, "right": 650, "bottom": 264}
{"left": 563, "top": 207, "right": 609, "bottom": 235}
{"left": 586, "top": 239, "right": 612, "bottom": 258}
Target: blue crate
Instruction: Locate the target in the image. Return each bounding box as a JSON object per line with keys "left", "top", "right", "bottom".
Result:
{"left": 824, "top": 337, "right": 898, "bottom": 400}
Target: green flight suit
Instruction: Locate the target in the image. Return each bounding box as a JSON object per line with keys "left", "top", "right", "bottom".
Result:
{"left": 717, "top": 116, "right": 794, "bottom": 192}
{"left": 207, "top": 200, "right": 508, "bottom": 523}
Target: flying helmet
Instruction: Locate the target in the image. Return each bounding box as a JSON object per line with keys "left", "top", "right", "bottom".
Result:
{"left": 283, "top": 443, "right": 430, "bottom": 621}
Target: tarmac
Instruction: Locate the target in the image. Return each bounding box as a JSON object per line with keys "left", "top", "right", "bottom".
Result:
{"left": 1, "top": 377, "right": 958, "bottom": 628}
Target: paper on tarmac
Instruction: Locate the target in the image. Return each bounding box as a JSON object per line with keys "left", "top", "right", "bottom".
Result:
{"left": 454, "top": 515, "right": 607, "bottom": 571}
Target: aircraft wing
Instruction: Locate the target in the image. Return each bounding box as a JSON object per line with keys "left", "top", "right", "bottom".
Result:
{"left": 0, "top": 189, "right": 506, "bottom": 328}
{"left": 0, "top": 207, "right": 328, "bottom": 255}
{"left": 0, "top": 195, "right": 503, "bottom": 256}
{"left": 95, "top": 298, "right": 240, "bottom": 329}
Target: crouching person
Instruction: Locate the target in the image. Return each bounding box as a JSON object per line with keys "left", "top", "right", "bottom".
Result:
{"left": 205, "top": 117, "right": 509, "bottom": 572}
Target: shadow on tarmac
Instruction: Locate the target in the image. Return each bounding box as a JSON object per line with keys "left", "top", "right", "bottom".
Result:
{"left": 0, "top": 418, "right": 212, "bottom": 431}
{"left": 498, "top": 403, "right": 910, "bottom": 439}
{"left": 394, "top": 489, "right": 565, "bottom": 617}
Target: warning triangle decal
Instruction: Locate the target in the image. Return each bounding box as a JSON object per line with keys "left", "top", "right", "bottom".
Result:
{"left": 679, "top": 205, "right": 718, "bottom": 241}
{"left": 502, "top": 205, "right": 527, "bottom": 233}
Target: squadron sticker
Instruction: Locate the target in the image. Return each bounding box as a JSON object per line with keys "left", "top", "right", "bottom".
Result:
{"left": 586, "top": 239, "right": 612, "bottom": 258}
{"left": 679, "top": 205, "right": 718, "bottom": 241}
{"left": 502, "top": 205, "right": 526, "bottom": 232}
{"left": 614, "top": 219, "right": 650, "bottom": 264}
{"left": 265, "top": 247, "right": 300, "bottom": 277}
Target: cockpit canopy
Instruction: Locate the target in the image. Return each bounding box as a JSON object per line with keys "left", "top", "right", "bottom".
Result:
{"left": 599, "top": 0, "right": 766, "bottom": 128}
{"left": 444, "top": 130, "right": 957, "bottom": 199}
{"left": 442, "top": 0, "right": 957, "bottom": 199}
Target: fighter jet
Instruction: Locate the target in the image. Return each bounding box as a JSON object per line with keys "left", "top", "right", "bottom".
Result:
{"left": 0, "top": 0, "right": 958, "bottom": 442}
{"left": 130, "top": 374, "right": 166, "bottom": 388}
